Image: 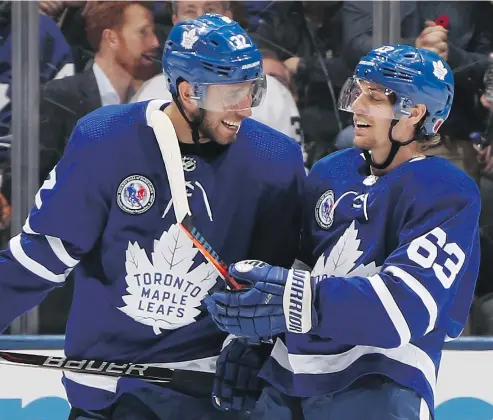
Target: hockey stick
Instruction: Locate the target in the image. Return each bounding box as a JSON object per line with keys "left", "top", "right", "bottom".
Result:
{"left": 149, "top": 110, "right": 244, "bottom": 291}
{"left": 0, "top": 351, "right": 175, "bottom": 383}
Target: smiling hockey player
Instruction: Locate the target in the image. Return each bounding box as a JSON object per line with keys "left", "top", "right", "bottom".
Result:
{"left": 205, "top": 45, "right": 481, "bottom": 419}
{"left": 0, "top": 15, "right": 305, "bottom": 420}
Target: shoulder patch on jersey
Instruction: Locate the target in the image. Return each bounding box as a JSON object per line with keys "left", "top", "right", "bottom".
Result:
{"left": 315, "top": 189, "right": 335, "bottom": 229}
{"left": 117, "top": 175, "right": 155, "bottom": 215}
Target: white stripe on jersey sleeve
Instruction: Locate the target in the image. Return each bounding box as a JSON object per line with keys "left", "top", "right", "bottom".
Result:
{"left": 420, "top": 399, "right": 431, "bottom": 420}
{"left": 35, "top": 168, "right": 57, "bottom": 209}
{"left": 22, "top": 216, "right": 36, "bottom": 235}
{"left": 270, "top": 338, "right": 437, "bottom": 394}
{"left": 9, "top": 234, "right": 67, "bottom": 283}
{"left": 46, "top": 236, "right": 79, "bottom": 267}
{"left": 368, "top": 273, "right": 411, "bottom": 347}
{"left": 23, "top": 216, "right": 80, "bottom": 269}
{"left": 384, "top": 265, "right": 438, "bottom": 335}
{"left": 445, "top": 331, "right": 462, "bottom": 342}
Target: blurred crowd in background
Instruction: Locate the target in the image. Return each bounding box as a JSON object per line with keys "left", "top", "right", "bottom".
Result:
{"left": 2, "top": 0, "right": 493, "bottom": 336}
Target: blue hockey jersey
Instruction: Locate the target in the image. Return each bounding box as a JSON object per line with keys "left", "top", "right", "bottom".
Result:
{"left": 259, "top": 147, "right": 480, "bottom": 415}
{"left": 0, "top": 100, "right": 305, "bottom": 409}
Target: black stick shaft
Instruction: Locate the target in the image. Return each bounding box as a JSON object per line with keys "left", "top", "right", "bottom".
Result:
{"left": 0, "top": 351, "right": 175, "bottom": 383}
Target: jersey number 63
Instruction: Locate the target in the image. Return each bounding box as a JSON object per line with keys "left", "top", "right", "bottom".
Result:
{"left": 407, "top": 227, "right": 466, "bottom": 289}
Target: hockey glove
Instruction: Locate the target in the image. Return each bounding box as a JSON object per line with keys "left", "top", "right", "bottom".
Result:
{"left": 212, "top": 338, "right": 270, "bottom": 413}
{"left": 204, "top": 260, "right": 317, "bottom": 340}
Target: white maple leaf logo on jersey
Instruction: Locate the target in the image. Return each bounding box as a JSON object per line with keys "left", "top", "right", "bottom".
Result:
{"left": 118, "top": 224, "right": 218, "bottom": 335}
{"left": 181, "top": 28, "right": 199, "bottom": 49}
{"left": 311, "top": 221, "right": 381, "bottom": 282}
{"left": 432, "top": 60, "right": 447, "bottom": 81}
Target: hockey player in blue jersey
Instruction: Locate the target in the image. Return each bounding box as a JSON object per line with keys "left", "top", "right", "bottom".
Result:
{"left": 205, "top": 45, "right": 481, "bottom": 419}
{"left": 0, "top": 15, "right": 305, "bottom": 420}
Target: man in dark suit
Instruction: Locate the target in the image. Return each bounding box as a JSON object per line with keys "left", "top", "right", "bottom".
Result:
{"left": 36, "top": 1, "right": 159, "bottom": 186}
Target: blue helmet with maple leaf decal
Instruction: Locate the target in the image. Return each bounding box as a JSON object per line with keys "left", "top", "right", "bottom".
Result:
{"left": 162, "top": 14, "right": 266, "bottom": 112}
{"left": 339, "top": 45, "right": 454, "bottom": 135}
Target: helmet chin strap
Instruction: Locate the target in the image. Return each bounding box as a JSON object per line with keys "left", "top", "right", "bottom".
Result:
{"left": 171, "top": 93, "right": 205, "bottom": 145}
{"left": 363, "top": 119, "right": 417, "bottom": 171}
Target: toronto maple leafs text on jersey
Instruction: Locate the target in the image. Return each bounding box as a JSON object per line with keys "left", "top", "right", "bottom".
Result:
{"left": 260, "top": 148, "right": 481, "bottom": 415}
{"left": 120, "top": 224, "right": 219, "bottom": 334}
{"left": 0, "top": 100, "right": 305, "bottom": 410}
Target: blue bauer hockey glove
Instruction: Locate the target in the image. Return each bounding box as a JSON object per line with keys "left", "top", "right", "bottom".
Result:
{"left": 204, "top": 260, "right": 317, "bottom": 340}
{"left": 212, "top": 338, "right": 271, "bottom": 413}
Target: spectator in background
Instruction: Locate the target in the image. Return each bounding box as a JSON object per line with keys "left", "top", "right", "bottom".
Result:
{"left": 261, "top": 49, "right": 297, "bottom": 100}
{"left": 37, "top": 1, "right": 172, "bottom": 75}
{"left": 170, "top": 0, "right": 233, "bottom": 21}
{"left": 470, "top": 92, "right": 493, "bottom": 336}
{"left": 342, "top": 1, "right": 493, "bottom": 183}
{"left": 474, "top": 94, "right": 493, "bottom": 173}
{"left": 38, "top": 0, "right": 84, "bottom": 18}
{"left": 252, "top": 1, "right": 352, "bottom": 168}
{"left": 0, "top": 1, "right": 74, "bottom": 136}
{"left": 38, "top": 1, "right": 95, "bottom": 73}
{"left": 131, "top": 1, "right": 306, "bottom": 155}
{"left": 241, "top": 1, "right": 276, "bottom": 31}
{"left": 32, "top": 1, "right": 158, "bottom": 190}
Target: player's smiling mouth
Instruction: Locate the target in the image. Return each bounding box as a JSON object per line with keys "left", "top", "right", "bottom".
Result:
{"left": 354, "top": 118, "right": 372, "bottom": 128}
{"left": 222, "top": 120, "right": 240, "bottom": 131}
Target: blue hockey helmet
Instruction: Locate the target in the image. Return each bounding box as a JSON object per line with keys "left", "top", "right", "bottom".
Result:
{"left": 338, "top": 45, "right": 454, "bottom": 135}
{"left": 162, "top": 14, "right": 266, "bottom": 112}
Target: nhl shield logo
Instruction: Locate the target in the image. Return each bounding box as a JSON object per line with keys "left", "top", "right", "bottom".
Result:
{"left": 182, "top": 156, "right": 196, "bottom": 172}
{"left": 117, "top": 175, "right": 155, "bottom": 214}
{"left": 315, "top": 190, "right": 335, "bottom": 229}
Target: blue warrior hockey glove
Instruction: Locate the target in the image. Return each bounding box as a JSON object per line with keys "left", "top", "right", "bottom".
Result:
{"left": 212, "top": 338, "right": 270, "bottom": 413}
{"left": 204, "top": 260, "right": 317, "bottom": 340}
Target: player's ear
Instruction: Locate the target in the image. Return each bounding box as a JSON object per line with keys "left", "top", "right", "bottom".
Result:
{"left": 409, "top": 104, "right": 427, "bottom": 127}
{"left": 177, "top": 81, "right": 195, "bottom": 108}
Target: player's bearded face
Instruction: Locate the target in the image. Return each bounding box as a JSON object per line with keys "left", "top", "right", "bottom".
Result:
{"left": 196, "top": 83, "right": 254, "bottom": 145}
{"left": 350, "top": 80, "right": 395, "bottom": 150}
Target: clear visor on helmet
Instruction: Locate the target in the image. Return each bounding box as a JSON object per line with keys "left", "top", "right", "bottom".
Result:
{"left": 189, "top": 74, "right": 267, "bottom": 112}
{"left": 338, "top": 77, "right": 413, "bottom": 120}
